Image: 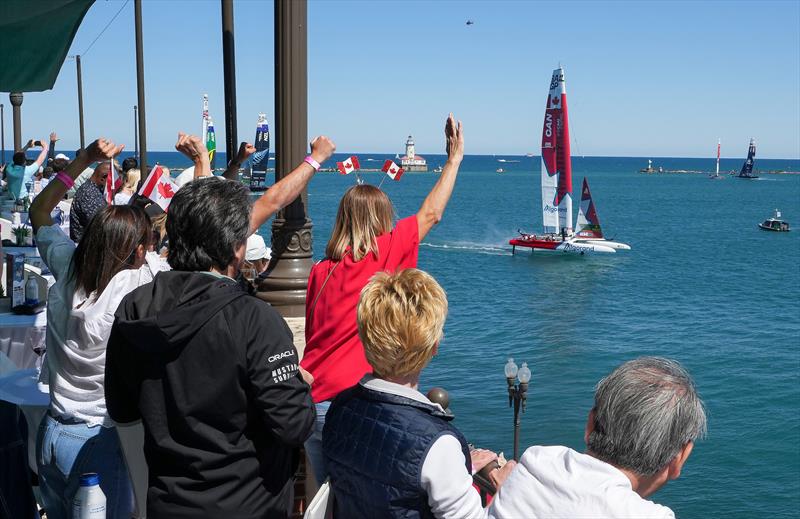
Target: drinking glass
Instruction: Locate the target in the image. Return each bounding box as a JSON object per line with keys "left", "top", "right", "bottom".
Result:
{"left": 26, "top": 327, "right": 47, "bottom": 378}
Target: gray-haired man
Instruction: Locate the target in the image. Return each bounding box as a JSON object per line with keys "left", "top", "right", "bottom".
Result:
{"left": 489, "top": 357, "right": 706, "bottom": 519}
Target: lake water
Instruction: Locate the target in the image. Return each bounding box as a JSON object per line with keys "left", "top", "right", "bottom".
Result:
{"left": 131, "top": 151, "right": 800, "bottom": 517}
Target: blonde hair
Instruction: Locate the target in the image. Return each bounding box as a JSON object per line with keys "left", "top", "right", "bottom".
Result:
{"left": 151, "top": 212, "right": 167, "bottom": 250}
{"left": 326, "top": 185, "right": 394, "bottom": 262}
{"left": 122, "top": 168, "right": 141, "bottom": 191}
{"left": 357, "top": 269, "right": 447, "bottom": 378}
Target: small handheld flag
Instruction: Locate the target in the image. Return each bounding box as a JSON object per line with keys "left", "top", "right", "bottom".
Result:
{"left": 337, "top": 156, "right": 361, "bottom": 175}
{"left": 381, "top": 160, "right": 405, "bottom": 181}
{"left": 139, "top": 164, "right": 180, "bottom": 211}
{"left": 105, "top": 159, "right": 122, "bottom": 204}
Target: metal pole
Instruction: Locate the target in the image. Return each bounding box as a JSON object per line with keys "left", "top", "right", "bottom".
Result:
{"left": 134, "top": 0, "right": 147, "bottom": 170}
{"left": 512, "top": 392, "right": 521, "bottom": 461}
{"left": 260, "top": 0, "right": 312, "bottom": 317}
{"left": 134, "top": 105, "right": 138, "bottom": 161}
{"left": 76, "top": 55, "right": 86, "bottom": 150}
{"left": 9, "top": 92, "right": 22, "bottom": 152}
{"left": 221, "top": 0, "right": 238, "bottom": 163}
{"left": 1, "top": 103, "right": 5, "bottom": 164}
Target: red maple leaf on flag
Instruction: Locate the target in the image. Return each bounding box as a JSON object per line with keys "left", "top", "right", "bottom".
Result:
{"left": 389, "top": 167, "right": 397, "bottom": 174}
{"left": 344, "top": 162, "right": 352, "bottom": 169}
{"left": 157, "top": 181, "right": 175, "bottom": 199}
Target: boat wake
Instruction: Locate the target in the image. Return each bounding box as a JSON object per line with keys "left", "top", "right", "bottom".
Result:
{"left": 421, "top": 242, "right": 509, "bottom": 256}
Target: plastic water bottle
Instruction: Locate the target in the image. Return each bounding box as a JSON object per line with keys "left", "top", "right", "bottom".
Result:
{"left": 72, "top": 473, "right": 106, "bottom": 519}
{"left": 25, "top": 275, "right": 39, "bottom": 305}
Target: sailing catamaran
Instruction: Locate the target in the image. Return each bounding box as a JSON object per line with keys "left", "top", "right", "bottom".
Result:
{"left": 710, "top": 139, "right": 724, "bottom": 179}
{"left": 509, "top": 67, "right": 630, "bottom": 255}
{"left": 249, "top": 114, "right": 271, "bottom": 191}
{"left": 202, "top": 94, "right": 217, "bottom": 170}
{"left": 737, "top": 138, "right": 758, "bottom": 179}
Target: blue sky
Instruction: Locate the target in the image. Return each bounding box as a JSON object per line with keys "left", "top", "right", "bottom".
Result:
{"left": 6, "top": 0, "right": 800, "bottom": 158}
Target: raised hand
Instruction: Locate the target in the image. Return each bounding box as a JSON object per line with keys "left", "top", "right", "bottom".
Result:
{"left": 236, "top": 142, "right": 257, "bottom": 163}
{"left": 444, "top": 113, "right": 464, "bottom": 161}
{"left": 84, "top": 138, "right": 125, "bottom": 163}
{"left": 310, "top": 135, "right": 336, "bottom": 164}
{"left": 49, "top": 132, "right": 59, "bottom": 143}
{"left": 175, "top": 132, "right": 208, "bottom": 161}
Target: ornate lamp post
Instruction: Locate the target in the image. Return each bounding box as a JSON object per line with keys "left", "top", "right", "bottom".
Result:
{"left": 505, "top": 358, "right": 531, "bottom": 461}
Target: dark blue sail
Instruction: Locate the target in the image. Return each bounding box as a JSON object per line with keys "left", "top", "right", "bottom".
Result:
{"left": 250, "top": 114, "right": 270, "bottom": 190}
{"left": 738, "top": 138, "right": 758, "bottom": 178}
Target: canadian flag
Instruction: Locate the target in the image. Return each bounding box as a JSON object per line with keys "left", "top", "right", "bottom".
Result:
{"left": 336, "top": 156, "right": 360, "bottom": 175}
{"left": 381, "top": 160, "right": 405, "bottom": 181}
{"left": 138, "top": 165, "right": 180, "bottom": 211}
{"left": 105, "top": 159, "right": 122, "bottom": 204}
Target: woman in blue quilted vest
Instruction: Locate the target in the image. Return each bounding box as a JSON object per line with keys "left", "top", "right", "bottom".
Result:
{"left": 323, "top": 268, "right": 517, "bottom": 518}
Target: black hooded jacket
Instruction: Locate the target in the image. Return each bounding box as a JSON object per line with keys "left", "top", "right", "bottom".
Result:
{"left": 105, "top": 271, "right": 315, "bottom": 519}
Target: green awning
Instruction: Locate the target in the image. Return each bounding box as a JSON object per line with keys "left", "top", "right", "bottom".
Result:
{"left": 0, "top": 0, "right": 95, "bottom": 92}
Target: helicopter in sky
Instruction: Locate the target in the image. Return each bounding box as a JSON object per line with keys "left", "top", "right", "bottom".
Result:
{"left": 466, "top": 20, "right": 475, "bottom": 26}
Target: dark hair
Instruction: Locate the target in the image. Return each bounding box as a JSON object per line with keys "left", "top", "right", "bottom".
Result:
{"left": 122, "top": 157, "right": 138, "bottom": 173}
{"left": 42, "top": 166, "right": 54, "bottom": 179}
{"left": 167, "top": 177, "right": 251, "bottom": 271}
{"left": 72, "top": 205, "right": 152, "bottom": 298}
{"left": 52, "top": 158, "right": 69, "bottom": 173}
{"left": 12, "top": 152, "right": 25, "bottom": 166}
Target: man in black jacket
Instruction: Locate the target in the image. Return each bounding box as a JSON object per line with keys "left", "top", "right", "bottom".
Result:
{"left": 105, "top": 177, "right": 315, "bottom": 518}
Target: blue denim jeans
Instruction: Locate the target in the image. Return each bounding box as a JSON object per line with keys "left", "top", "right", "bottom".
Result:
{"left": 36, "top": 413, "right": 133, "bottom": 519}
{"left": 304, "top": 400, "right": 331, "bottom": 485}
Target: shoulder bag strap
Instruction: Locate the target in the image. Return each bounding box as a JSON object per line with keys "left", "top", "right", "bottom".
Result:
{"left": 307, "top": 258, "right": 341, "bottom": 323}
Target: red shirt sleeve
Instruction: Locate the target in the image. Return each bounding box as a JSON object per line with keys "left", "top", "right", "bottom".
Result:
{"left": 380, "top": 214, "right": 419, "bottom": 271}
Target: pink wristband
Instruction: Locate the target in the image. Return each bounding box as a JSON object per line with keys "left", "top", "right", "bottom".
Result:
{"left": 304, "top": 155, "right": 321, "bottom": 171}
{"left": 55, "top": 172, "right": 75, "bottom": 189}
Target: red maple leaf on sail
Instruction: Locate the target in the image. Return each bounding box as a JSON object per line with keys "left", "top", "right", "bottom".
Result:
{"left": 157, "top": 181, "right": 175, "bottom": 199}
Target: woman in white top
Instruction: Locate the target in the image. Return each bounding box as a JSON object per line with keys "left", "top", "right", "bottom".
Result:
{"left": 113, "top": 167, "right": 140, "bottom": 205}
{"left": 29, "top": 138, "right": 175, "bottom": 518}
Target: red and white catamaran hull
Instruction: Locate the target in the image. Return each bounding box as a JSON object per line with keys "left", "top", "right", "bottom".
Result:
{"left": 574, "top": 239, "right": 631, "bottom": 250}
{"left": 509, "top": 237, "right": 617, "bottom": 254}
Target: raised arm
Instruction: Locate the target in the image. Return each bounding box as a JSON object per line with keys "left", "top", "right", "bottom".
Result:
{"left": 249, "top": 135, "right": 335, "bottom": 234}
{"left": 174, "top": 133, "right": 211, "bottom": 179}
{"left": 30, "top": 138, "right": 123, "bottom": 233}
{"left": 223, "top": 141, "right": 256, "bottom": 181}
{"left": 47, "top": 132, "right": 58, "bottom": 163}
{"left": 32, "top": 138, "right": 49, "bottom": 168}
{"left": 417, "top": 113, "right": 464, "bottom": 240}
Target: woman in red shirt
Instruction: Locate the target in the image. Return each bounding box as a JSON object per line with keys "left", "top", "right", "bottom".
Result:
{"left": 301, "top": 113, "right": 465, "bottom": 484}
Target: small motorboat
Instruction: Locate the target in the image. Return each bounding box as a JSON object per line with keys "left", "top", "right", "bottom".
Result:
{"left": 496, "top": 168, "right": 505, "bottom": 173}
{"left": 759, "top": 209, "right": 790, "bottom": 232}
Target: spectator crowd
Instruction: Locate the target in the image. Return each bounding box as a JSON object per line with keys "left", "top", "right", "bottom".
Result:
{"left": 0, "top": 114, "right": 706, "bottom": 519}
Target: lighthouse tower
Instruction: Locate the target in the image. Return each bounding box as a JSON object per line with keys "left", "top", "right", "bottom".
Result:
{"left": 405, "top": 136, "right": 416, "bottom": 159}
{"left": 399, "top": 134, "right": 427, "bottom": 172}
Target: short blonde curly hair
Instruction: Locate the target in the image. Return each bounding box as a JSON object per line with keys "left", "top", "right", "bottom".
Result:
{"left": 357, "top": 268, "right": 448, "bottom": 378}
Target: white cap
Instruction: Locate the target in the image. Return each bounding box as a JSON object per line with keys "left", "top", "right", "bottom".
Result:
{"left": 246, "top": 234, "right": 271, "bottom": 261}
{"left": 54, "top": 153, "right": 69, "bottom": 160}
